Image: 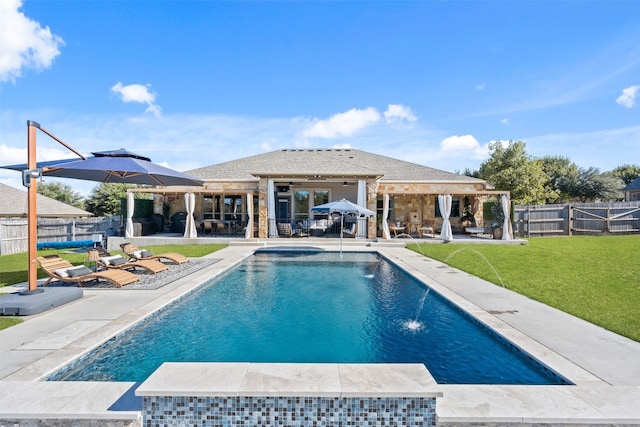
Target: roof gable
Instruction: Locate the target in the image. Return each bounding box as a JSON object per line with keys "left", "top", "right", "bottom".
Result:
{"left": 0, "top": 183, "right": 92, "bottom": 218}
{"left": 187, "top": 148, "right": 484, "bottom": 183}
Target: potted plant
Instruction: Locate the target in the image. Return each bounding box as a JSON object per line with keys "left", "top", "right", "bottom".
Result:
{"left": 490, "top": 202, "right": 505, "bottom": 239}
{"left": 461, "top": 196, "right": 475, "bottom": 228}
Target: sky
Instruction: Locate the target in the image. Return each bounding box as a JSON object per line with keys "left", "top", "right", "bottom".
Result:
{"left": 1, "top": 0, "right": 639, "bottom": 196}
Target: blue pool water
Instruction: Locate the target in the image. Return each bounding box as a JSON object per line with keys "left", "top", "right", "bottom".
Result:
{"left": 50, "top": 251, "right": 571, "bottom": 385}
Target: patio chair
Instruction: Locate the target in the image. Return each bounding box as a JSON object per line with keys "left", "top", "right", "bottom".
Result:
{"left": 97, "top": 254, "right": 169, "bottom": 274}
{"left": 420, "top": 220, "right": 435, "bottom": 238}
{"left": 342, "top": 222, "right": 358, "bottom": 238}
{"left": 120, "top": 243, "right": 189, "bottom": 265}
{"left": 201, "top": 220, "right": 213, "bottom": 235}
{"left": 37, "top": 255, "right": 140, "bottom": 288}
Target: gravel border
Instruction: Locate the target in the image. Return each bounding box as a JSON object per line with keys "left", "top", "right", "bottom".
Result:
{"left": 45, "top": 258, "right": 222, "bottom": 290}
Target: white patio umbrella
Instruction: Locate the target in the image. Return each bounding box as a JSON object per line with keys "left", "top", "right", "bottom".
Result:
{"left": 311, "top": 198, "right": 375, "bottom": 253}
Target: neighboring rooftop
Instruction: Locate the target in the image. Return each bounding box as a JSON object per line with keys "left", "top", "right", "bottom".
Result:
{"left": 0, "top": 182, "right": 92, "bottom": 218}
{"left": 187, "top": 148, "right": 484, "bottom": 183}
{"left": 623, "top": 176, "right": 640, "bottom": 191}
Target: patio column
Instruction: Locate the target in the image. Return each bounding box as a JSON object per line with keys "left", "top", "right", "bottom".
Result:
{"left": 267, "top": 179, "right": 278, "bottom": 237}
{"left": 357, "top": 179, "right": 367, "bottom": 237}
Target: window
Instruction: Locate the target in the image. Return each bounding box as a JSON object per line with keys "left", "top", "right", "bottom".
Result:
{"left": 294, "top": 190, "right": 309, "bottom": 222}
{"left": 376, "top": 195, "right": 394, "bottom": 220}
{"left": 435, "top": 197, "right": 460, "bottom": 218}
{"left": 202, "top": 196, "right": 213, "bottom": 219}
{"left": 313, "top": 190, "right": 329, "bottom": 207}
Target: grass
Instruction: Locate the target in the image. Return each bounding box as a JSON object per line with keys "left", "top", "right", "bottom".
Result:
{"left": 0, "top": 244, "right": 226, "bottom": 330}
{"left": 407, "top": 235, "right": 640, "bottom": 343}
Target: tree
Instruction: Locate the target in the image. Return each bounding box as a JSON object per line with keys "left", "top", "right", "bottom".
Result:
{"left": 609, "top": 164, "right": 640, "bottom": 185}
{"left": 478, "top": 140, "right": 551, "bottom": 205}
{"left": 37, "top": 181, "right": 84, "bottom": 208}
{"left": 84, "top": 183, "right": 151, "bottom": 216}
{"left": 563, "top": 167, "right": 625, "bottom": 202}
{"left": 538, "top": 156, "right": 581, "bottom": 203}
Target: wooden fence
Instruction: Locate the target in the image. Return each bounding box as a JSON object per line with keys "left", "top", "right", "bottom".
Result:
{"left": 513, "top": 202, "right": 640, "bottom": 237}
{"left": 0, "top": 216, "right": 121, "bottom": 256}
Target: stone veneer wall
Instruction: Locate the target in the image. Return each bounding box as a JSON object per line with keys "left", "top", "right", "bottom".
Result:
{"left": 141, "top": 395, "right": 437, "bottom": 426}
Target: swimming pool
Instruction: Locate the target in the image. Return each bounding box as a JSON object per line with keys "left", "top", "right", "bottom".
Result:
{"left": 50, "top": 251, "right": 570, "bottom": 385}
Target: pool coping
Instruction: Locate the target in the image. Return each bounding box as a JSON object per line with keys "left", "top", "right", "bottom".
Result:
{"left": 1, "top": 243, "right": 639, "bottom": 425}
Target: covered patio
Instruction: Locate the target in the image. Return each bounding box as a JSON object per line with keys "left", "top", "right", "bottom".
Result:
{"left": 123, "top": 149, "right": 515, "bottom": 242}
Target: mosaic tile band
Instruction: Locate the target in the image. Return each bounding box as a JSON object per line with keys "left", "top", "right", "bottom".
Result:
{"left": 142, "top": 395, "right": 437, "bottom": 426}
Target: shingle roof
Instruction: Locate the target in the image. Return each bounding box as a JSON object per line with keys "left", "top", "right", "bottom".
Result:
{"left": 0, "top": 183, "right": 92, "bottom": 218}
{"left": 623, "top": 176, "right": 640, "bottom": 191}
{"left": 187, "top": 148, "right": 483, "bottom": 183}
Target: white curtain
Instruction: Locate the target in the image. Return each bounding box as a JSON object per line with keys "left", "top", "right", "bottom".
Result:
{"left": 501, "top": 194, "right": 513, "bottom": 240}
{"left": 184, "top": 193, "right": 197, "bottom": 238}
{"left": 267, "top": 179, "right": 278, "bottom": 237}
{"left": 356, "top": 179, "right": 367, "bottom": 237}
{"left": 245, "top": 192, "right": 253, "bottom": 239}
{"left": 382, "top": 194, "right": 391, "bottom": 240}
{"left": 438, "top": 194, "right": 453, "bottom": 242}
{"left": 125, "top": 192, "right": 134, "bottom": 238}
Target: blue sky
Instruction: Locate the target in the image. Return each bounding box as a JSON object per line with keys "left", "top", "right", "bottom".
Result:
{"left": 1, "top": 0, "right": 639, "bottom": 196}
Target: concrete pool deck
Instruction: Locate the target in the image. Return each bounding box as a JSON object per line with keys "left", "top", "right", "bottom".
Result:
{"left": 1, "top": 241, "right": 639, "bottom": 426}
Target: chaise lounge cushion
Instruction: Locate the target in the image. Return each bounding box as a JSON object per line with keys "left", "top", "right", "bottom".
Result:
{"left": 109, "top": 257, "right": 128, "bottom": 266}
{"left": 67, "top": 265, "right": 93, "bottom": 278}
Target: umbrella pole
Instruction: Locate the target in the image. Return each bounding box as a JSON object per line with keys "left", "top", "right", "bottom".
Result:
{"left": 340, "top": 215, "right": 343, "bottom": 254}
{"left": 24, "top": 121, "right": 43, "bottom": 294}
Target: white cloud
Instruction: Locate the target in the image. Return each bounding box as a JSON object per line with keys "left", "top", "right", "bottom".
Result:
{"left": 615, "top": 85, "right": 640, "bottom": 108}
{"left": 476, "top": 83, "right": 485, "bottom": 91}
{"left": 500, "top": 118, "right": 509, "bottom": 125}
{"left": 302, "top": 107, "right": 380, "bottom": 139}
{"left": 0, "top": 0, "right": 65, "bottom": 83}
{"left": 440, "top": 135, "right": 489, "bottom": 159}
{"left": 384, "top": 104, "right": 418, "bottom": 126}
{"left": 111, "top": 82, "right": 162, "bottom": 117}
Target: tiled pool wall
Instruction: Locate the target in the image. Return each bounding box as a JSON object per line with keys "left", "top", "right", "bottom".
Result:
{"left": 135, "top": 363, "right": 441, "bottom": 427}
{"left": 141, "top": 395, "right": 437, "bottom": 426}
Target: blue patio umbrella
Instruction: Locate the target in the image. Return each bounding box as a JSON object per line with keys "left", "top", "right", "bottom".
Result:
{"left": 311, "top": 198, "right": 375, "bottom": 253}
{"left": 2, "top": 149, "right": 205, "bottom": 187}
{"left": 1, "top": 144, "right": 204, "bottom": 294}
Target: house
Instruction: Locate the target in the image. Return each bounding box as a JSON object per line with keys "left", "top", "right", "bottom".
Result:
{"left": 623, "top": 177, "right": 640, "bottom": 202}
{"left": 135, "top": 148, "right": 508, "bottom": 239}
{"left": 0, "top": 182, "right": 91, "bottom": 218}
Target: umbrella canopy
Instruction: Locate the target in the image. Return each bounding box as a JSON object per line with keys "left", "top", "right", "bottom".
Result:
{"left": 311, "top": 198, "right": 374, "bottom": 253}
{"left": 311, "top": 198, "right": 375, "bottom": 217}
{"left": 1, "top": 149, "right": 205, "bottom": 187}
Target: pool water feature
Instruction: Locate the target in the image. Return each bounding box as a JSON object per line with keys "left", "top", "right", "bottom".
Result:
{"left": 49, "top": 251, "right": 571, "bottom": 385}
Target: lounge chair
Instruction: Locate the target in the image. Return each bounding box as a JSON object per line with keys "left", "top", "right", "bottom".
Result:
{"left": 120, "top": 243, "right": 189, "bottom": 265}
{"left": 37, "top": 255, "right": 140, "bottom": 288}
{"left": 97, "top": 254, "right": 169, "bottom": 274}
{"left": 342, "top": 222, "right": 357, "bottom": 238}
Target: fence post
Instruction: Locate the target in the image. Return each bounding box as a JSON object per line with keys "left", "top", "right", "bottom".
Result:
{"left": 568, "top": 204, "right": 573, "bottom": 236}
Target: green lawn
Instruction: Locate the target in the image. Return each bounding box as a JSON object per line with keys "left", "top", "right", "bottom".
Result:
{"left": 407, "top": 235, "right": 640, "bottom": 343}
{"left": 0, "top": 244, "right": 227, "bottom": 330}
